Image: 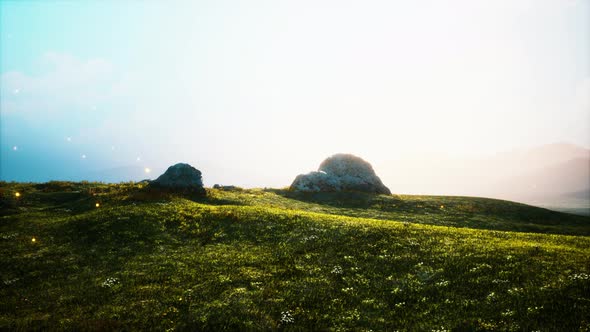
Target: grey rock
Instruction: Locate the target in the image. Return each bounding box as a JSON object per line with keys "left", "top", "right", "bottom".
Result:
{"left": 290, "top": 154, "right": 391, "bottom": 195}
{"left": 150, "top": 163, "right": 205, "bottom": 193}
{"left": 213, "top": 184, "right": 239, "bottom": 191}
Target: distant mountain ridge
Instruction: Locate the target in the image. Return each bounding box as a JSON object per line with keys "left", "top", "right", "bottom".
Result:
{"left": 379, "top": 142, "right": 589, "bottom": 214}
{"left": 483, "top": 144, "right": 589, "bottom": 209}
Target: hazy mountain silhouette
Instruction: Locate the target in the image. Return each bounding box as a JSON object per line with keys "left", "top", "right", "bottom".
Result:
{"left": 566, "top": 188, "right": 590, "bottom": 200}
{"left": 491, "top": 156, "right": 589, "bottom": 199}
{"left": 379, "top": 142, "right": 589, "bottom": 214}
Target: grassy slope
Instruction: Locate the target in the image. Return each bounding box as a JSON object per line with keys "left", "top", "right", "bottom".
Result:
{"left": 1, "top": 182, "right": 589, "bottom": 331}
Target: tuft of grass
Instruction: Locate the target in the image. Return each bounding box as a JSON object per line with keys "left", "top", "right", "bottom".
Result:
{"left": 1, "top": 182, "right": 589, "bottom": 330}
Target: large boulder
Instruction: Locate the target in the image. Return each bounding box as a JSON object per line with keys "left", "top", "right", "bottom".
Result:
{"left": 290, "top": 154, "right": 391, "bottom": 194}
{"left": 150, "top": 163, "right": 205, "bottom": 194}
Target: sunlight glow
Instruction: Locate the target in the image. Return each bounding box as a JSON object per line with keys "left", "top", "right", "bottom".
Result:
{"left": 15, "top": 192, "right": 21, "bottom": 197}
{"left": 0, "top": 0, "right": 588, "bottom": 193}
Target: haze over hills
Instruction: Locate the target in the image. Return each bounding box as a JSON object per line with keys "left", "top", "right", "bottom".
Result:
{"left": 482, "top": 144, "right": 589, "bottom": 214}
{"left": 378, "top": 143, "right": 590, "bottom": 214}
{"left": 15, "top": 142, "right": 588, "bottom": 214}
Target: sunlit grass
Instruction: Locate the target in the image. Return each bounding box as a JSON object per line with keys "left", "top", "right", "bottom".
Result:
{"left": 0, "top": 181, "right": 589, "bottom": 330}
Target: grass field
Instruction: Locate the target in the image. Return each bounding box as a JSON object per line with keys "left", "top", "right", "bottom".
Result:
{"left": 1, "top": 181, "right": 589, "bottom": 331}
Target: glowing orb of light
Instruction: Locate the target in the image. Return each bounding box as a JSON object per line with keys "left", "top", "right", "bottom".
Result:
{"left": 66, "top": 137, "right": 72, "bottom": 142}
{"left": 12, "top": 146, "right": 18, "bottom": 151}
{"left": 136, "top": 157, "right": 141, "bottom": 162}
{"left": 144, "top": 167, "right": 151, "bottom": 174}
{"left": 15, "top": 192, "right": 21, "bottom": 198}
{"left": 440, "top": 205, "right": 445, "bottom": 209}
{"left": 95, "top": 203, "right": 100, "bottom": 208}
{"left": 31, "top": 237, "right": 36, "bottom": 243}
{"left": 13, "top": 89, "right": 19, "bottom": 94}
{"left": 81, "top": 154, "right": 87, "bottom": 159}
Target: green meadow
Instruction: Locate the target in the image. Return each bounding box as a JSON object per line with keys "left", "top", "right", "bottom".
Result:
{"left": 1, "top": 181, "right": 589, "bottom": 331}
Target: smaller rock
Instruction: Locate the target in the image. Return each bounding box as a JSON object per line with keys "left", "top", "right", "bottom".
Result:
{"left": 150, "top": 163, "right": 205, "bottom": 194}
{"left": 291, "top": 171, "right": 341, "bottom": 192}
{"left": 213, "top": 184, "right": 240, "bottom": 191}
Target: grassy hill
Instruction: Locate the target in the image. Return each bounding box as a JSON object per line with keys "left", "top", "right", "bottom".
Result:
{"left": 1, "top": 181, "right": 589, "bottom": 331}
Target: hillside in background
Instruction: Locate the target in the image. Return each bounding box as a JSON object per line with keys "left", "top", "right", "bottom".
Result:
{"left": 379, "top": 143, "right": 590, "bottom": 214}
{"left": 10, "top": 142, "right": 588, "bottom": 215}
{"left": 1, "top": 182, "right": 589, "bottom": 330}
{"left": 90, "top": 143, "right": 590, "bottom": 215}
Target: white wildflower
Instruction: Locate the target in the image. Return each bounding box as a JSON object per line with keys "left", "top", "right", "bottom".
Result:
{"left": 331, "top": 265, "right": 343, "bottom": 274}
{"left": 570, "top": 273, "right": 589, "bottom": 281}
{"left": 1, "top": 232, "right": 18, "bottom": 240}
{"left": 501, "top": 309, "right": 515, "bottom": 317}
{"left": 3, "top": 278, "right": 19, "bottom": 285}
{"left": 280, "top": 310, "right": 294, "bottom": 324}
{"left": 342, "top": 287, "right": 354, "bottom": 293}
{"left": 301, "top": 235, "right": 318, "bottom": 243}
{"left": 486, "top": 292, "right": 495, "bottom": 302}
{"left": 101, "top": 277, "right": 120, "bottom": 288}
{"left": 492, "top": 279, "right": 509, "bottom": 284}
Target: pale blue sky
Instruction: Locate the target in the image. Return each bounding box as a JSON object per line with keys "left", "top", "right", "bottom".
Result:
{"left": 1, "top": 0, "right": 589, "bottom": 186}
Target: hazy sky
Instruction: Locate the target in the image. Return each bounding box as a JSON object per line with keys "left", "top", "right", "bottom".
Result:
{"left": 1, "top": 0, "right": 589, "bottom": 187}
